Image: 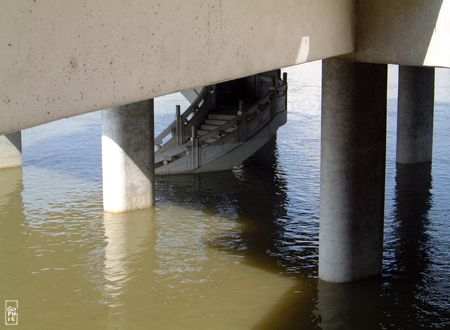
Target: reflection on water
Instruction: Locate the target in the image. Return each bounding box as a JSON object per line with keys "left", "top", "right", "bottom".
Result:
{"left": 1, "top": 62, "right": 449, "bottom": 329}
{"left": 100, "top": 169, "right": 301, "bottom": 329}
{"left": 159, "top": 138, "right": 298, "bottom": 275}
{"left": 381, "top": 163, "right": 450, "bottom": 328}
{"left": 0, "top": 168, "right": 25, "bottom": 295}
{"left": 393, "top": 163, "right": 432, "bottom": 281}
{"left": 103, "top": 210, "right": 155, "bottom": 303}
{"left": 317, "top": 279, "right": 382, "bottom": 330}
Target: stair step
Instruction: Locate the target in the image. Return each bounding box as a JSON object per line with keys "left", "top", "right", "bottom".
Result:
{"left": 205, "top": 119, "right": 227, "bottom": 125}
{"left": 197, "top": 125, "right": 236, "bottom": 138}
{"left": 225, "top": 126, "right": 237, "bottom": 133}
{"left": 208, "top": 114, "right": 236, "bottom": 121}
{"left": 201, "top": 124, "right": 219, "bottom": 131}
{"left": 205, "top": 138, "right": 219, "bottom": 144}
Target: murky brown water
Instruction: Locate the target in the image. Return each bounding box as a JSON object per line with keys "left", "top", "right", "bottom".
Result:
{"left": 1, "top": 62, "right": 449, "bottom": 329}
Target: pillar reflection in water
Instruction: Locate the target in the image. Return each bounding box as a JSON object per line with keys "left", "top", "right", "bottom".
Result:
{"left": 0, "top": 167, "right": 25, "bottom": 293}
{"left": 383, "top": 162, "right": 434, "bottom": 327}
{"left": 392, "top": 162, "right": 432, "bottom": 278}
{"left": 0, "top": 167, "right": 23, "bottom": 207}
{"left": 103, "top": 209, "right": 155, "bottom": 305}
{"left": 317, "top": 162, "right": 434, "bottom": 329}
{"left": 317, "top": 278, "right": 382, "bottom": 330}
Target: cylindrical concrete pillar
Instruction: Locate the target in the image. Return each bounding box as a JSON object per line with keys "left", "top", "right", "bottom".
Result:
{"left": 0, "top": 131, "right": 22, "bottom": 169}
{"left": 319, "top": 59, "right": 387, "bottom": 283}
{"left": 102, "top": 99, "right": 155, "bottom": 213}
{"left": 396, "top": 66, "right": 435, "bottom": 164}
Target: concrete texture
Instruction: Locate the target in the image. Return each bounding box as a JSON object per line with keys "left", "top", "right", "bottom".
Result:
{"left": 0, "top": 131, "right": 22, "bottom": 169}
{"left": 396, "top": 66, "right": 435, "bottom": 164}
{"left": 353, "top": 0, "right": 450, "bottom": 67}
{"left": 102, "top": 100, "right": 155, "bottom": 213}
{"left": 319, "top": 59, "right": 387, "bottom": 283}
{"left": 0, "top": 0, "right": 354, "bottom": 135}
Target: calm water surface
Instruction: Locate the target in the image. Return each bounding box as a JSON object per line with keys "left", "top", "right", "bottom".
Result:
{"left": 0, "top": 62, "right": 449, "bottom": 329}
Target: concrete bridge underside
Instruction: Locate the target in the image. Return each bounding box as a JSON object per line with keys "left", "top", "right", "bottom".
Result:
{"left": 1, "top": 0, "right": 449, "bottom": 283}
{"left": 1, "top": 0, "right": 449, "bottom": 134}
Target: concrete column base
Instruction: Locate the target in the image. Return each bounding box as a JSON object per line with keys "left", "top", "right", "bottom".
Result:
{"left": 317, "top": 279, "right": 382, "bottom": 328}
{"left": 102, "top": 100, "right": 155, "bottom": 213}
{"left": 0, "top": 132, "right": 22, "bottom": 169}
{"left": 319, "top": 59, "right": 387, "bottom": 283}
{"left": 396, "top": 66, "right": 435, "bottom": 164}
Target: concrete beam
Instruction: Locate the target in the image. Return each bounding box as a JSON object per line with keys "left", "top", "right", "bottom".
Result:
{"left": 319, "top": 59, "right": 387, "bottom": 283}
{"left": 0, "top": 0, "right": 354, "bottom": 135}
{"left": 102, "top": 100, "right": 155, "bottom": 213}
{"left": 0, "top": 132, "right": 22, "bottom": 169}
{"left": 396, "top": 66, "right": 435, "bottom": 164}
{"left": 352, "top": 0, "right": 450, "bottom": 67}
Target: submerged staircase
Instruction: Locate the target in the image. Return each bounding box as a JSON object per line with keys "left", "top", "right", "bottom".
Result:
{"left": 155, "top": 70, "right": 287, "bottom": 175}
{"left": 197, "top": 114, "right": 238, "bottom": 144}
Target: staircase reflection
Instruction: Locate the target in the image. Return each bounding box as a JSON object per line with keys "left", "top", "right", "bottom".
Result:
{"left": 159, "top": 138, "right": 322, "bottom": 329}
{"left": 159, "top": 137, "right": 292, "bottom": 274}
{"left": 102, "top": 144, "right": 311, "bottom": 328}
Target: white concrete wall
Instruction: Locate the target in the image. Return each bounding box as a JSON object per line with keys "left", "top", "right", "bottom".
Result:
{"left": 0, "top": 0, "right": 355, "bottom": 135}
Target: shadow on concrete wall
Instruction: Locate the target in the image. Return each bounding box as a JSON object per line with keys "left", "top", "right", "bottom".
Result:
{"left": 354, "top": 0, "right": 444, "bottom": 66}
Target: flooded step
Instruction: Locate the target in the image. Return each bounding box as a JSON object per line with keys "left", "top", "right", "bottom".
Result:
{"left": 208, "top": 114, "right": 236, "bottom": 121}
{"left": 225, "top": 126, "right": 237, "bottom": 133}
{"left": 201, "top": 124, "right": 219, "bottom": 131}
{"left": 205, "top": 119, "right": 227, "bottom": 125}
{"left": 205, "top": 137, "right": 219, "bottom": 144}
